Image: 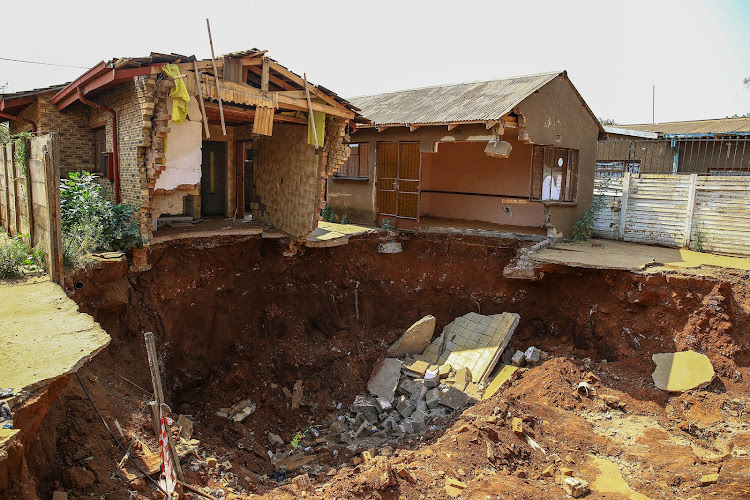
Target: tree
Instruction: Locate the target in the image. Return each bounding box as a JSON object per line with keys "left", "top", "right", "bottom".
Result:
{"left": 599, "top": 117, "right": 617, "bottom": 126}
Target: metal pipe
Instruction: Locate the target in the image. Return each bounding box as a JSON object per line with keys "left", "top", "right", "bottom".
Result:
{"left": 76, "top": 87, "right": 120, "bottom": 203}
{"left": 0, "top": 110, "right": 37, "bottom": 133}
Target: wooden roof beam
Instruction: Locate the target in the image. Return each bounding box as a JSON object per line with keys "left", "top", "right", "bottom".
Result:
{"left": 267, "top": 60, "right": 342, "bottom": 109}
{"left": 409, "top": 125, "right": 420, "bottom": 132}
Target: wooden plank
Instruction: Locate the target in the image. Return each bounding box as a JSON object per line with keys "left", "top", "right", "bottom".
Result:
{"left": 303, "top": 73, "right": 318, "bottom": 148}
{"left": 252, "top": 106, "right": 274, "bottom": 136}
{"left": 261, "top": 57, "right": 269, "bottom": 91}
{"left": 267, "top": 60, "right": 342, "bottom": 109}
{"left": 206, "top": 19, "right": 226, "bottom": 136}
{"left": 144, "top": 332, "right": 184, "bottom": 482}
{"left": 192, "top": 63, "right": 211, "bottom": 139}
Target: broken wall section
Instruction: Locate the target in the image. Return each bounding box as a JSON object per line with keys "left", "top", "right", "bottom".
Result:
{"left": 253, "top": 123, "right": 320, "bottom": 237}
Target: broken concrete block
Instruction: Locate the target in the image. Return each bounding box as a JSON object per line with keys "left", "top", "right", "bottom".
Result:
{"left": 267, "top": 432, "right": 285, "bottom": 448}
{"left": 409, "top": 382, "right": 427, "bottom": 402}
{"left": 367, "top": 358, "right": 403, "bottom": 403}
{"left": 330, "top": 420, "right": 348, "bottom": 435}
{"left": 652, "top": 351, "right": 715, "bottom": 392}
{"left": 454, "top": 367, "right": 472, "bottom": 391}
{"left": 400, "top": 420, "right": 414, "bottom": 434}
{"left": 354, "top": 420, "right": 373, "bottom": 438}
{"left": 426, "top": 388, "right": 441, "bottom": 409}
{"left": 380, "top": 415, "right": 398, "bottom": 431}
{"left": 438, "top": 363, "right": 452, "bottom": 378}
{"left": 700, "top": 473, "right": 719, "bottom": 486}
{"left": 524, "top": 346, "right": 542, "bottom": 364}
{"left": 351, "top": 395, "right": 379, "bottom": 420}
{"left": 440, "top": 387, "right": 470, "bottom": 410}
{"left": 177, "top": 414, "right": 194, "bottom": 439}
{"left": 376, "top": 398, "right": 393, "bottom": 412}
{"left": 387, "top": 315, "right": 436, "bottom": 356}
{"left": 511, "top": 350, "right": 527, "bottom": 367}
{"left": 431, "top": 406, "right": 452, "bottom": 419}
{"left": 512, "top": 417, "right": 523, "bottom": 435}
{"left": 52, "top": 491, "right": 68, "bottom": 500}
{"left": 207, "top": 457, "right": 218, "bottom": 468}
{"left": 403, "top": 359, "right": 430, "bottom": 378}
{"left": 483, "top": 364, "right": 518, "bottom": 400}
{"left": 424, "top": 368, "right": 439, "bottom": 389}
{"left": 292, "top": 473, "right": 312, "bottom": 491}
{"left": 230, "top": 400, "right": 257, "bottom": 422}
{"left": 542, "top": 464, "right": 554, "bottom": 477}
{"left": 411, "top": 408, "right": 428, "bottom": 424}
{"left": 378, "top": 241, "right": 402, "bottom": 254}
{"left": 562, "top": 477, "right": 590, "bottom": 498}
{"left": 397, "top": 378, "right": 416, "bottom": 396}
{"left": 396, "top": 398, "right": 415, "bottom": 418}
{"left": 444, "top": 477, "right": 467, "bottom": 497}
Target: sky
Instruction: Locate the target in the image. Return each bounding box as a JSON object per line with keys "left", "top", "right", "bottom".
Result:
{"left": 1, "top": 0, "right": 748, "bottom": 125}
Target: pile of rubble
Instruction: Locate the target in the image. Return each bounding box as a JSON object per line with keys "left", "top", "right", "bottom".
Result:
{"left": 325, "top": 311, "right": 540, "bottom": 443}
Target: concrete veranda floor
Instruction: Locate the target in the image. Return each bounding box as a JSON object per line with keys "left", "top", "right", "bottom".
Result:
{"left": 533, "top": 239, "right": 750, "bottom": 273}
{"left": 0, "top": 277, "right": 110, "bottom": 456}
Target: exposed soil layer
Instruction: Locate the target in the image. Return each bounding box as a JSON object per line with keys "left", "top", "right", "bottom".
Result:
{"left": 13, "top": 233, "right": 750, "bottom": 499}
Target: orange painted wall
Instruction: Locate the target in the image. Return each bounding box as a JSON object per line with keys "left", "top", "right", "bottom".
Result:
{"left": 420, "top": 140, "right": 544, "bottom": 227}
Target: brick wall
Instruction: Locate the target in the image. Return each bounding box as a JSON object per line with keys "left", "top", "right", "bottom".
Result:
{"left": 10, "top": 93, "right": 97, "bottom": 176}
{"left": 253, "top": 123, "right": 320, "bottom": 236}
{"left": 316, "top": 116, "right": 350, "bottom": 227}
{"left": 89, "top": 76, "right": 157, "bottom": 238}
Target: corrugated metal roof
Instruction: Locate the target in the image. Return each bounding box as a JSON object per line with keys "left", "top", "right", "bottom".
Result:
{"left": 603, "top": 126, "right": 660, "bottom": 139}
{"left": 619, "top": 117, "right": 750, "bottom": 135}
{"left": 349, "top": 71, "right": 562, "bottom": 126}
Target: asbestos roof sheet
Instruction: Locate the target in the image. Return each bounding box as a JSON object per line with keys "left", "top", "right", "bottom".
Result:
{"left": 349, "top": 71, "right": 562, "bottom": 126}
{"left": 619, "top": 117, "right": 750, "bottom": 135}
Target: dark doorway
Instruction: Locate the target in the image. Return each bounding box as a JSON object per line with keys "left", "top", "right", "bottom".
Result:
{"left": 201, "top": 141, "right": 227, "bottom": 216}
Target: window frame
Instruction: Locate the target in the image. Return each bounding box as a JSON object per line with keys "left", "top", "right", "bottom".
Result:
{"left": 334, "top": 142, "right": 370, "bottom": 180}
{"left": 530, "top": 145, "right": 579, "bottom": 203}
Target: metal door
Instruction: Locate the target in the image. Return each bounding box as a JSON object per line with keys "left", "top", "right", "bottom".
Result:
{"left": 201, "top": 141, "right": 227, "bottom": 216}
{"left": 376, "top": 142, "right": 421, "bottom": 231}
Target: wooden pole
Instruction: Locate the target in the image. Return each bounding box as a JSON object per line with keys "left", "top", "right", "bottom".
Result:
{"left": 303, "top": 73, "right": 318, "bottom": 149}
{"left": 144, "top": 332, "right": 184, "bottom": 482}
{"left": 206, "top": 18, "right": 226, "bottom": 136}
{"left": 261, "top": 57, "right": 269, "bottom": 91}
{"left": 193, "top": 61, "right": 211, "bottom": 139}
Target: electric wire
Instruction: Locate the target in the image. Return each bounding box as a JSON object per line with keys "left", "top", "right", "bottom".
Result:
{"left": 74, "top": 371, "right": 169, "bottom": 497}
{"left": 0, "top": 57, "right": 89, "bottom": 69}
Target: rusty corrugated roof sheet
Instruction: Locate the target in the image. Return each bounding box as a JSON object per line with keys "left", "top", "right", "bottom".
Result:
{"left": 349, "top": 71, "right": 563, "bottom": 126}
{"left": 619, "top": 117, "right": 750, "bottom": 135}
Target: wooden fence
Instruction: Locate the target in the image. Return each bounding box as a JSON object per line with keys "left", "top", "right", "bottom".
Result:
{"left": 0, "top": 134, "right": 63, "bottom": 283}
{"left": 593, "top": 173, "right": 750, "bottom": 257}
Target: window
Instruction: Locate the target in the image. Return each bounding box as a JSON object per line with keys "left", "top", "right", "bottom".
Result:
{"left": 595, "top": 160, "right": 640, "bottom": 178}
{"left": 531, "top": 145, "right": 578, "bottom": 202}
{"left": 335, "top": 143, "right": 370, "bottom": 179}
{"left": 94, "top": 127, "right": 109, "bottom": 177}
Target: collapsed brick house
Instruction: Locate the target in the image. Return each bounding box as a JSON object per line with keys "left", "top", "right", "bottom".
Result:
{"left": 0, "top": 50, "right": 356, "bottom": 240}
{"left": 327, "top": 71, "right": 606, "bottom": 236}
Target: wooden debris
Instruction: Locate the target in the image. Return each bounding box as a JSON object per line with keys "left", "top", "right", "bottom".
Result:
{"left": 291, "top": 380, "right": 304, "bottom": 409}
{"left": 512, "top": 417, "right": 523, "bottom": 435}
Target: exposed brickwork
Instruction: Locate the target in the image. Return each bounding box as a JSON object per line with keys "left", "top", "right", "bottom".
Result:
{"left": 315, "top": 116, "right": 350, "bottom": 228}
{"left": 253, "top": 123, "right": 320, "bottom": 237}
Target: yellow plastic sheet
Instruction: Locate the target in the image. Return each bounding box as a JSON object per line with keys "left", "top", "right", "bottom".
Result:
{"left": 162, "top": 63, "right": 190, "bottom": 125}
{"left": 307, "top": 110, "right": 325, "bottom": 147}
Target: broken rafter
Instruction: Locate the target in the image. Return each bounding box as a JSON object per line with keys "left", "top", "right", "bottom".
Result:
{"left": 267, "top": 60, "right": 342, "bottom": 109}
{"left": 206, "top": 18, "right": 226, "bottom": 135}
{"left": 447, "top": 123, "right": 460, "bottom": 131}
{"left": 304, "top": 73, "right": 319, "bottom": 148}
{"left": 192, "top": 64, "right": 210, "bottom": 139}
{"left": 261, "top": 57, "right": 270, "bottom": 91}
{"left": 409, "top": 125, "right": 420, "bottom": 132}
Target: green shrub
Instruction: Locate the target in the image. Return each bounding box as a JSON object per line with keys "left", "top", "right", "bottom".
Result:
{"left": 0, "top": 233, "right": 44, "bottom": 278}
{"left": 321, "top": 204, "right": 336, "bottom": 223}
{"left": 340, "top": 214, "right": 350, "bottom": 225}
{"left": 60, "top": 172, "right": 142, "bottom": 268}
{"left": 571, "top": 195, "right": 606, "bottom": 242}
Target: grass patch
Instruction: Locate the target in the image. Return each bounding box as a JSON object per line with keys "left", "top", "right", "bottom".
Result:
{"left": 0, "top": 232, "right": 44, "bottom": 279}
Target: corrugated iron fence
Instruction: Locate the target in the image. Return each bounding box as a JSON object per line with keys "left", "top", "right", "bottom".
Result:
{"left": 593, "top": 173, "right": 750, "bottom": 257}
{"left": 0, "top": 133, "right": 64, "bottom": 282}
